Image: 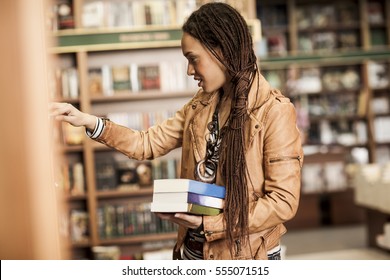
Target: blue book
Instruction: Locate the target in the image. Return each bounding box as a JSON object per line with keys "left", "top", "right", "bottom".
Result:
{"left": 152, "top": 179, "right": 226, "bottom": 199}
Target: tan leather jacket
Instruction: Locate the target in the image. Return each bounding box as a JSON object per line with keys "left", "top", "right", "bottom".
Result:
{"left": 96, "top": 74, "right": 303, "bottom": 260}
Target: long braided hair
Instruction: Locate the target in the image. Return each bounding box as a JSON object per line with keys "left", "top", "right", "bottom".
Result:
{"left": 182, "top": 3, "right": 258, "bottom": 252}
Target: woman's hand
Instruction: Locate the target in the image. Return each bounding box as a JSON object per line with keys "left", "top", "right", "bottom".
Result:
{"left": 50, "top": 102, "right": 97, "bottom": 131}
{"left": 156, "top": 213, "right": 202, "bottom": 230}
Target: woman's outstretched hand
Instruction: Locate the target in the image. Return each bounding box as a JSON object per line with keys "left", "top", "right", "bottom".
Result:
{"left": 50, "top": 102, "right": 97, "bottom": 131}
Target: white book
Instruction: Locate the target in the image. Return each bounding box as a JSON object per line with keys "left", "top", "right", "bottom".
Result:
{"left": 153, "top": 179, "right": 226, "bottom": 199}
{"left": 67, "top": 68, "right": 79, "bottom": 99}
{"left": 82, "top": 1, "right": 105, "bottom": 28}
{"left": 101, "top": 65, "right": 113, "bottom": 96}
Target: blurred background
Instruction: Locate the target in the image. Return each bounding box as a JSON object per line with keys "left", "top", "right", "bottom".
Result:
{"left": 0, "top": 0, "right": 389, "bottom": 260}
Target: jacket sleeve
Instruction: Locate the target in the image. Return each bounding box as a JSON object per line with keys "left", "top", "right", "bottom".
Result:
{"left": 95, "top": 106, "right": 187, "bottom": 161}
{"left": 250, "top": 100, "right": 303, "bottom": 230}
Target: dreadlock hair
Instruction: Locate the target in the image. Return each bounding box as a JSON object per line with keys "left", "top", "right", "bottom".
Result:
{"left": 182, "top": 2, "right": 258, "bottom": 254}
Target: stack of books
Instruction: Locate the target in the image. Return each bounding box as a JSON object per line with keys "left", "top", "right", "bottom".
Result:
{"left": 150, "top": 179, "right": 226, "bottom": 216}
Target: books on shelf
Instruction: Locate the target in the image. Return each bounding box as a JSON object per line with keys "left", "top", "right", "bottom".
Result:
{"left": 97, "top": 201, "right": 178, "bottom": 239}
{"left": 368, "top": 61, "right": 390, "bottom": 89}
{"left": 371, "top": 96, "right": 390, "bottom": 114}
{"left": 295, "top": 67, "right": 322, "bottom": 94}
{"left": 150, "top": 179, "right": 226, "bottom": 215}
{"left": 71, "top": 162, "right": 86, "bottom": 195}
{"left": 137, "top": 64, "right": 161, "bottom": 91}
{"left": 94, "top": 151, "right": 180, "bottom": 191}
{"left": 263, "top": 69, "right": 286, "bottom": 91}
{"left": 367, "top": 1, "right": 385, "bottom": 25}
{"left": 266, "top": 34, "right": 287, "bottom": 56}
{"left": 312, "top": 32, "right": 336, "bottom": 52}
{"left": 159, "top": 61, "right": 187, "bottom": 93}
{"left": 339, "top": 31, "right": 359, "bottom": 49}
{"left": 311, "top": 5, "right": 335, "bottom": 28}
{"left": 95, "top": 153, "right": 117, "bottom": 191}
{"left": 116, "top": 160, "right": 140, "bottom": 190}
{"left": 323, "top": 161, "right": 347, "bottom": 192}
{"left": 92, "top": 246, "right": 121, "bottom": 260}
{"left": 111, "top": 65, "right": 133, "bottom": 94}
{"left": 322, "top": 66, "right": 360, "bottom": 92}
{"left": 70, "top": 209, "right": 89, "bottom": 243}
{"left": 298, "top": 35, "right": 313, "bottom": 53}
{"left": 301, "top": 163, "right": 325, "bottom": 193}
{"left": 374, "top": 116, "right": 390, "bottom": 143}
{"left": 295, "top": 6, "right": 311, "bottom": 29}
{"left": 257, "top": 4, "right": 287, "bottom": 27}
{"left": 60, "top": 67, "right": 79, "bottom": 99}
{"left": 81, "top": 0, "right": 195, "bottom": 29}
{"left": 87, "top": 61, "right": 190, "bottom": 96}
{"left": 294, "top": 3, "right": 362, "bottom": 53}
{"left": 338, "top": 2, "right": 358, "bottom": 26}
{"left": 58, "top": 160, "right": 85, "bottom": 195}
{"left": 56, "top": 0, "right": 75, "bottom": 30}
{"left": 61, "top": 122, "right": 84, "bottom": 145}
{"left": 82, "top": 0, "right": 106, "bottom": 28}
{"left": 107, "top": 110, "right": 176, "bottom": 131}
{"left": 101, "top": 64, "right": 113, "bottom": 96}
{"left": 116, "top": 160, "right": 153, "bottom": 190}
{"left": 88, "top": 67, "right": 103, "bottom": 96}
{"left": 296, "top": 3, "right": 356, "bottom": 29}
{"left": 375, "top": 146, "right": 390, "bottom": 164}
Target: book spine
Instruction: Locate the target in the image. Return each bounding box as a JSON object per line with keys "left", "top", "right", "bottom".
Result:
{"left": 187, "top": 192, "right": 224, "bottom": 209}
{"left": 189, "top": 180, "right": 226, "bottom": 199}
{"left": 188, "top": 204, "right": 222, "bottom": 216}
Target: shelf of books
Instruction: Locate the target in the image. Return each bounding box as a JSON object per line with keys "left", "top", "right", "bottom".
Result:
{"left": 257, "top": 0, "right": 390, "bottom": 234}
{"left": 50, "top": 0, "right": 258, "bottom": 259}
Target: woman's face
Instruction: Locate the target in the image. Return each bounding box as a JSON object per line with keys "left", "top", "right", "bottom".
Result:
{"left": 181, "top": 32, "right": 227, "bottom": 93}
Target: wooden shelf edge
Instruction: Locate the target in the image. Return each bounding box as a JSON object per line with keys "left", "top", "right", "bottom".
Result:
{"left": 98, "top": 232, "right": 177, "bottom": 245}
{"left": 90, "top": 90, "right": 195, "bottom": 103}
{"left": 96, "top": 187, "right": 153, "bottom": 198}
{"left": 260, "top": 49, "right": 390, "bottom": 67}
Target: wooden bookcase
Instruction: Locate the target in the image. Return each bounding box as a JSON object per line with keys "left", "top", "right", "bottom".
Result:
{"left": 258, "top": 0, "right": 390, "bottom": 249}
{"left": 50, "top": 0, "right": 258, "bottom": 259}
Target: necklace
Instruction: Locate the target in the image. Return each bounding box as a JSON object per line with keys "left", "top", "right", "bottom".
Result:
{"left": 195, "top": 98, "right": 223, "bottom": 183}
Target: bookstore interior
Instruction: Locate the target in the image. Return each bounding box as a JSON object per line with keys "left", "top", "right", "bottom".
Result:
{"left": 1, "top": 0, "right": 390, "bottom": 260}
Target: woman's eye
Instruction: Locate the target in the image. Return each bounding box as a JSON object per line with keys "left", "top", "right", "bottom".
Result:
{"left": 189, "top": 57, "right": 197, "bottom": 64}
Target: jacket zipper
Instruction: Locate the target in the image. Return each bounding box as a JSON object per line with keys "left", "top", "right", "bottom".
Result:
{"left": 235, "top": 239, "right": 241, "bottom": 256}
{"left": 269, "top": 155, "right": 301, "bottom": 164}
{"left": 204, "top": 229, "right": 225, "bottom": 236}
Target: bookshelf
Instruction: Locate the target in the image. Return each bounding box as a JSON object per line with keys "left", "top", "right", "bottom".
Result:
{"left": 257, "top": 0, "right": 390, "bottom": 246}
{"left": 50, "top": 0, "right": 258, "bottom": 259}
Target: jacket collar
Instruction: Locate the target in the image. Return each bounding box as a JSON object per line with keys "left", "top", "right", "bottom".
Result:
{"left": 189, "top": 72, "right": 272, "bottom": 164}
{"left": 247, "top": 72, "right": 271, "bottom": 112}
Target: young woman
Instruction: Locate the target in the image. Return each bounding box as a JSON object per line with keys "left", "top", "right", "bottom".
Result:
{"left": 51, "top": 2, "right": 303, "bottom": 260}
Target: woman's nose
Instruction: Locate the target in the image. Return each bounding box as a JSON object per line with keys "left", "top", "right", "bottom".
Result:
{"left": 187, "top": 63, "right": 195, "bottom": 76}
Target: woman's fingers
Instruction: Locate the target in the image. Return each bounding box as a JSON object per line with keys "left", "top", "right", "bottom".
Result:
{"left": 156, "top": 212, "right": 202, "bottom": 229}
{"left": 50, "top": 102, "right": 74, "bottom": 117}
{"left": 49, "top": 102, "right": 86, "bottom": 127}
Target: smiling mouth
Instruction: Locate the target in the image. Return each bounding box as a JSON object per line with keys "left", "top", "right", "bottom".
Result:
{"left": 195, "top": 78, "right": 203, "bottom": 87}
